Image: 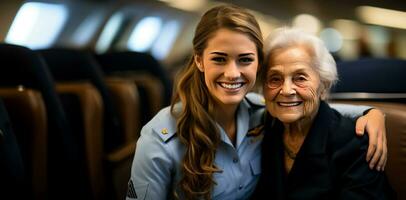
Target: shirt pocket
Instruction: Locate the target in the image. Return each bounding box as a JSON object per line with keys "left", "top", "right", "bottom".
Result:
{"left": 212, "top": 172, "right": 226, "bottom": 198}
{"left": 249, "top": 155, "right": 261, "bottom": 176}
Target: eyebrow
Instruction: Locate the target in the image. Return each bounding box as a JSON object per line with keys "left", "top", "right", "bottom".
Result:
{"left": 239, "top": 53, "right": 255, "bottom": 57}
{"left": 209, "top": 52, "right": 255, "bottom": 56}
{"left": 267, "top": 66, "right": 310, "bottom": 74}
{"left": 210, "top": 52, "right": 227, "bottom": 56}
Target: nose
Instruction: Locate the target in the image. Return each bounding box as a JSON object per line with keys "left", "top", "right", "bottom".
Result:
{"left": 224, "top": 62, "right": 240, "bottom": 80}
{"left": 279, "top": 79, "right": 296, "bottom": 96}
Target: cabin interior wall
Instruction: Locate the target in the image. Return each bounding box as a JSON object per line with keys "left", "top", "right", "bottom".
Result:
{"left": 0, "top": 1, "right": 24, "bottom": 42}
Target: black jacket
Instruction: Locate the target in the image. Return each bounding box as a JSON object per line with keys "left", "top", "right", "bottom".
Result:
{"left": 252, "top": 101, "right": 395, "bottom": 200}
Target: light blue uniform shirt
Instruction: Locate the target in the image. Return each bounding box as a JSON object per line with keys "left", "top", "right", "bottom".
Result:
{"left": 127, "top": 95, "right": 265, "bottom": 200}
{"left": 126, "top": 93, "right": 370, "bottom": 200}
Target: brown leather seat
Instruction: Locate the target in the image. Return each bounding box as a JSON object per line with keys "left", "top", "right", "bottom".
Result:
{"left": 0, "top": 87, "right": 47, "bottom": 200}
{"left": 55, "top": 82, "right": 105, "bottom": 200}
{"left": 104, "top": 77, "right": 142, "bottom": 200}
{"left": 107, "top": 73, "right": 165, "bottom": 126}
{"left": 105, "top": 77, "right": 141, "bottom": 142}
{"left": 331, "top": 100, "right": 406, "bottom": 199}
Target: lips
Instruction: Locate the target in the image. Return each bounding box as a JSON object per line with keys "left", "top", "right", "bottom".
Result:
{"left": 219, "top": 82, "right": 244, "bottom": 89}
{"left": 277, "top": 101, "right": 302, "bottom": 107}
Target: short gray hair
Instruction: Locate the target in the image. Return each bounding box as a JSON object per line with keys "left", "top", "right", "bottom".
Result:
{"left": 262, "top": 27, "right": 338, "bottom": 94}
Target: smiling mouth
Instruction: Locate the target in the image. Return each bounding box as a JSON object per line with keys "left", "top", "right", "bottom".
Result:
{"left": 219, "top": 82, "right": 244, "bottom": 89}
{"left": 277, "top": 102, "right": 302, "bottom": 107}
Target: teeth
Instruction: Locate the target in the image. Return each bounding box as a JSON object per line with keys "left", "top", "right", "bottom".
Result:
{"left": 220, "top": 83, "right": 243, "bottom": 89}
{"left": 278, "top": 102, "right": 300, "bottom": 107}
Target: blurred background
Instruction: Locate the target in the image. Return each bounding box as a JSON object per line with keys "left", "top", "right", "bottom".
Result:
{"left": 0, "top": 1, "right": 405, "bottom": 200}
{"left": 1, "top": 0, "right": 405, "bottom": 73}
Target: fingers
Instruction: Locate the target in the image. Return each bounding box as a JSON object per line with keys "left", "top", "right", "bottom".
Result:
{"left": 355, "top": 116, "right": 368, "bottom": 136}
{"left": 376, "top": 144, "right": 387, "bottom": 171}
{"left": 366, "top": 127, "right": 377, "bottom": 162}
{"left": 377, "top": 131, "right": 388, "bottom": 171}
{"left": 369, "top": 143, "right": 382, "bottom": 170}
{"left": 369, "top": 129, "right": 383, "bottom": 170}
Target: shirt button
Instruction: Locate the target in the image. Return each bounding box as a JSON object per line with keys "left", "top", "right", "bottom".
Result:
{"left": 233, "top": 157, "right": 239, "bottom": 163}
{"left": 238, "top": 184, "right": 243, "bottom": 190}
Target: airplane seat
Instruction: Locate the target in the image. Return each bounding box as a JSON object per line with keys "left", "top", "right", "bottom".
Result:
{"left": 0, "top": 43, "right": 84, "bottom": 200}
{"left": 332, "top": 58, "right": 406, "bottom": 95}
{"left": 94, "top": 52, "right": 167, "bottom": 126}
{"left": 330, "top": 58, "right": 406, "bottom": 199}
{"left": 104, "top": 77, "right": 141, "bottom": 142}
{"left": 38, "top": 48, "right": 124, "bottom": 152}
{"left": 38, "top": 48, "right": 141, "bottom": 199}
{"left": 94, "top": 51, "right": 172, "bottom": 106}
{"left": 55, "top": 82, "right": 106, "bottom": 200}
{"left": 0, "top": 97, "right": 27, "bottom": 199}
{"left": 0, "top": 88, "right": 47, "bottom": 200}
{"left": 102, "top": 77, "right": 142, "bottom": 199}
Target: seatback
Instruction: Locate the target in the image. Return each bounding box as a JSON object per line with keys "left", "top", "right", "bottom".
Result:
{"left": 55, "top": 82, "right": 105, "bottom": 200}
{"left": 0, "top": 98, "right": 26, "bottom": 199}
{"left": 0, "top": 88, "right": 47, "bottom": 200}
{"left": 105, "top": 77, "right": 141, "bottom": 142}
{"left": 0, "top": 43, "right": 82, "bottom": 200}
{"left": 94, "top": 51, "right": 172, "bottom": 106}
{"left": 39, "top": 48, "right": 140, "bottom": 199}
{"left": 332, "top": 58, "right": 406, "bottom": 95}
{"left": 38, "top": 48, "right": 123, "bottom": 152}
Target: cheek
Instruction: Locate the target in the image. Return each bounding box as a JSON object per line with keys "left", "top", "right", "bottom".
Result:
{"left": 203, "top": 71, "right": 213, "bottom": 89}
{"left": 263, "top": 87, "right": 280, "bottom": 101}
{"left": 245, "top": 65, "right": 258, "bottom": 82}
{"left": 300, "top": 86, "right": 320, "bottom": 116}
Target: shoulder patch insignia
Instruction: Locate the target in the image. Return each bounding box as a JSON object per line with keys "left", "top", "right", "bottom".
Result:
{"left": 247, "top": 125, "right": 264, "bottom": 137}
{"left": 161, "top": 128, "right": 168, "bottom": 135}
{"left": 127, "top": 180, "right": 137, "bottom": 199}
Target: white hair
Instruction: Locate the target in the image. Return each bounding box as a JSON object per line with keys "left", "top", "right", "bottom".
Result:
{"left": 263, "top": 27, "right": 338, "bottom": 94}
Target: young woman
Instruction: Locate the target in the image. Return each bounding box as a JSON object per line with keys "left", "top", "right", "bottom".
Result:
{"left": 127, "top": 5, "right": 387, "bottom": 200}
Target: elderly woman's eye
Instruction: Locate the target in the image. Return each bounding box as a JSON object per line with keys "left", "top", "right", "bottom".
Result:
{"left": 294, "top": 75, "right": 307, "bottom": 82}
{"left": 267, "top": 76, "right": 282, "bottom": 88}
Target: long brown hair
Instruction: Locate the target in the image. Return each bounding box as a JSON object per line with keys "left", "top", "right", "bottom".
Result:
{"left": 171, "top": 4, "right": 263, "bottom": 199}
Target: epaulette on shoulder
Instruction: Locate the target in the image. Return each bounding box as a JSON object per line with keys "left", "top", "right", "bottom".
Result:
{"left": 245, "top": 92, "right": 265, "bottom": 108}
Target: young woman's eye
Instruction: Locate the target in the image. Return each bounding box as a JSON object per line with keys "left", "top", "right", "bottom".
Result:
{"left": 239, "top": 57, "right": 254, "bottom": 63}
{"left": 211, "top": 57, "right": 226, "bottom": 63}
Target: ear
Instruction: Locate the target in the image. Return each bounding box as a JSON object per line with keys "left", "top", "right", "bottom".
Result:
{"left": 194, "top": 55, "right": 204, "bottom": 72}
{"left": 319, "top": 87, "right": 328, "bottom": 100}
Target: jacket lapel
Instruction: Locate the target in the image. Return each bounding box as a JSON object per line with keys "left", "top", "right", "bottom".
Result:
{"left": 286, "top": 101, "right": 334, "bottom": 191}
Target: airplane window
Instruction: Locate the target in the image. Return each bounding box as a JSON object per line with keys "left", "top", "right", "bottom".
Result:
{"left": 5, "top": 2, "right": 68, "bottom": 49}
{"left": 151, "top": 20, "right": 181, "bottom": 60}
{"left": 320, "top": 28, "right": 343, "bottom": 53}
{"left": 72, "top": 12, "right": 104, "bottom": 47}
{"left": 95, "top": 12, "right": 125, "bottom": 53}
{"left": 127, "top": 16, "right": 163, "bottom": 52}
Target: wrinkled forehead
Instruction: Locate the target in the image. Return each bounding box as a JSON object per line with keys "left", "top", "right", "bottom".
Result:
{"left": 267, "top": 46, "right": 314, "bottom": 72}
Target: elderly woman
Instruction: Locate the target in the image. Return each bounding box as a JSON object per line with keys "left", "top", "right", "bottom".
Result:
{"left": 252, "top": 28, "right": 395, "bottom": 199}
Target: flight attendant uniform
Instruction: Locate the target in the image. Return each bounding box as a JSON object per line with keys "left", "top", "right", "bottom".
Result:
{"left": 126, "top": 93, "right": 265, "bottom": 200}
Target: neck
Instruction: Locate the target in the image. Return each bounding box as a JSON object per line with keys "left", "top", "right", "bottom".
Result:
{"left": 213, "top": 104, "right": 239, "bottom": 144}
{"left": 283, "top": 118, "right": 312, "bottom": 139}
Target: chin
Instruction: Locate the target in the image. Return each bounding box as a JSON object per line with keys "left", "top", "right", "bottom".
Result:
{"left": 219, "top": 95, "right": 244, "bottom": 106}
{"left": 275, "top": 114, "right": 302, "bottom": 124}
